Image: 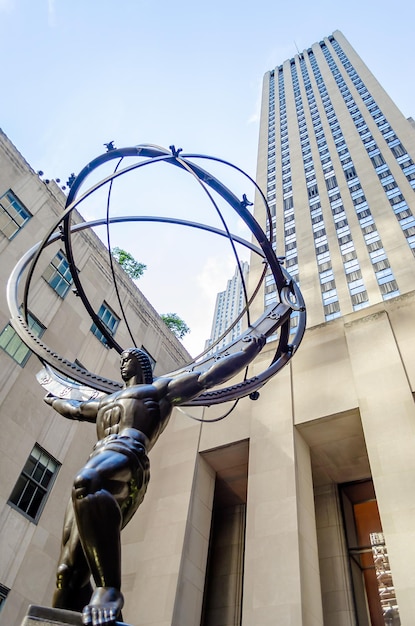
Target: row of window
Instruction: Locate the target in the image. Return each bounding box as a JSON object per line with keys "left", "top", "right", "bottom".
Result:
{"left": 307, "top": 52, "right": 370, "bottom": 311}
{"left": 313, "top": 45, "right": 400, "bottom": 302}
{"left": 0, "top": 299, "right": 121, "bottom": 367}
{"left": 325, "top": 39, "right": 415, "bottom": 258}
{"left": 0, "top": 188, "right": 127, "bottom": 363}
{"left": 295, "top": 58, "right": 341, "bottom": 321}
{"left": 276, "top": 47, "right": 402, "bottom": 316}
{"left": 323, "top": 45, "right": 401, "bottom": 298}
{"left": 265, "top": 68, "right": 290, "bottom": 310}
{"left": 281, "top": 69, "right": 299, "bottom": 309}
{"left": 0, "top": 189, "right": 74, "bottom": 298}
{"left": 268, "top": 39, "right": 411, "bottom": 318}
{"left": 331, "top": 38, "right": 415, "bottom": 191}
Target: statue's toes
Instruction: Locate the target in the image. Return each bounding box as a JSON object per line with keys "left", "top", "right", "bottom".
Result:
{"left": 103, "top": 607, "right": 117, "bottom": 623}
{"left": 83, "top": 605, "right": 117, "bottom": 626}
{"left": 82, "top": 606, "right": 92, "bottom": 626}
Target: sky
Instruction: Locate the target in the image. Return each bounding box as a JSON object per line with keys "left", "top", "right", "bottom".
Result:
{"left": 1, "top": 0, "right": 414, "bottom": 357}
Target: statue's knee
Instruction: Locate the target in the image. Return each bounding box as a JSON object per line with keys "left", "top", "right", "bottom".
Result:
{"left": 56, "top": 564, "right": 71, "bottom": 590}
{"left": 73, "top": 467, "right": 101, "bottom": 499}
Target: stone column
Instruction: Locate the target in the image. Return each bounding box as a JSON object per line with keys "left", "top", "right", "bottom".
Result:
{"left": 242, "top": 368, "right": 323, "bottom": 626}
{"left": 314, "top": 483, "right": 356, "bottom": 626}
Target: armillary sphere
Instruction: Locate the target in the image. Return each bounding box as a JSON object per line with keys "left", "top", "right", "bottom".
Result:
{"left": 7, "top": 144, "right": 306, "bottom": 407}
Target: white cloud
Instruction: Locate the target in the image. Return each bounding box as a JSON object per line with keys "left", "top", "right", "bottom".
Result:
{"left": 48, "top": 0, "right": 56, "bottom": 27}
{"left": 196, "top": 254, "right": 235, "bottom": 302}
{"left": 247, "top": 112, "right": 260, "bottom": 124}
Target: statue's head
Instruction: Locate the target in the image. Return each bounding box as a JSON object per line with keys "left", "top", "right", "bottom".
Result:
{"left": 120, "top": 348, "right": 153, "bottom": 384}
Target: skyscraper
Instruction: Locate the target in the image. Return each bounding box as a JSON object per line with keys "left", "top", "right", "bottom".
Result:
{"left": 205, "top": 261, "right": 249, "bottom": 352}
{"left": 247, "top": 30, "right": 415, "bottom": 625}
{"left": 253, "top": 30, "right": 415, "bottom": 327}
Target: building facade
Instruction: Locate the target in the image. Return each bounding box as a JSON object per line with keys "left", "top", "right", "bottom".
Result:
{"left": 1, "top": 29, "right": 415, "bottom": 626}
{"left": 205, "top": 261, "right": 249, "bottom": 352}
{"left": 247, "top": 30, "right": 415, "bottom": 625}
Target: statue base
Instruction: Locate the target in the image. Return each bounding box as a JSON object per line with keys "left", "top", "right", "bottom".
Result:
{"left": 22, "top": 605, "right": 129, "bottom": 626}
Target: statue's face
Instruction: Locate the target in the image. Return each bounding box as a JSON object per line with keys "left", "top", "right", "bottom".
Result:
{"left": 120, "top": 352, "right": 143, "bottom": 382}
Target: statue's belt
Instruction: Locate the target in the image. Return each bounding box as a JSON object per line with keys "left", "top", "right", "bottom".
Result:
{"left": 91, "top": 432, "right": 150, "bottom": 470}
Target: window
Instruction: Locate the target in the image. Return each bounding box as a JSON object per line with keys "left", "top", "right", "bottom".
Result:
{"left": 370, "top": 154, "right": 385, "bottom": 168}
{"left": 344, "top": 165, "right": 357, "bottom": 180}
{"left": 390, "top": 143, "right": 406, "bottom": 158}
{"left": 43, "top": 250, "right": 73, "bottom": 298}
{"left": 324, "top": 301, "right": 340, "bottom": 318}
{"left": 284, "top": 196, "right": 294, "bottom": 211}
{"left": 91, "top": 302, "right": 120, "bottom": 346}
{"left": 352, "top": 295, "right": 369, "bottom": 310}
{"left": 308, "top": 184, "right": 318, "bottom": 198}
{"left": 0, "top": 190, "right": 31, "bottom": 239}
{"left": 8, "top": 444, "right": 60, "bottom": 522}
{"left": 346, "top": 270, "right": 362, "bottom": 282}
{"left": 321, "top": 280, "right": 336, "bottom": 292}
{"left": 0, "top": 584, "right": 9, "bottom": 612}
{"left": 0, "top": 313, "right": 45, "bottom": 366}
{"left": 141, "top": 346, "right": 156, "bottom": 371}
{"left": 379, "top": 280, "right": 399, "bottom": 297}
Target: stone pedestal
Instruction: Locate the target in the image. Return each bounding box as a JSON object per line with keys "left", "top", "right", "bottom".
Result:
{"left": 22, "top": 606, "right": 129, "bottom": 626}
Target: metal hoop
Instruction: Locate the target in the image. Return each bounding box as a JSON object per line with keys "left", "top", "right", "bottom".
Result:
{"left": 7, "top": 145, "right": 306, "bottom": 405}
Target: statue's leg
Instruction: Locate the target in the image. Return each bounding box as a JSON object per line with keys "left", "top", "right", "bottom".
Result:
{"left": 71, "top": 449, "right": 133, "bottom": 625}
{"left": 52, "top": 498, "right": 93, "bottom": 612}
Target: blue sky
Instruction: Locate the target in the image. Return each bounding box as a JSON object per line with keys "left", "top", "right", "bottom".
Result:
{"left": 1, "top": 0, "right": 414, "bottom": 356}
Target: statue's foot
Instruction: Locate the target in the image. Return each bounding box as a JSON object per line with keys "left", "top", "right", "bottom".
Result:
{"left": 82, "top": 587, "right": 124, "bottom": 625}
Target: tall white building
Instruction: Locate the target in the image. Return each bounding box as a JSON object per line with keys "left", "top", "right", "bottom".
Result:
{"left": 205, "top": 261, "right": 249, "bottom": 352}
{"left": 253, "top": 30, "right": 415, "bottom": 328}
{"left": 247, "top": 29, "right": 415, "bottom": 625}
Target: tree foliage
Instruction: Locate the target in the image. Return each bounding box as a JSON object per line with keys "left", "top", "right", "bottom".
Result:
{"left": 112, "top": 247, "right": 147, "bottom": 280}
{"left": 160, "top": 313, "right": 190, "bottom": 339}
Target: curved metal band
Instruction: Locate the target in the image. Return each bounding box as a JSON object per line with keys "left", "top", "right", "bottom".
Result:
{"left": 59, "top": 147, "right": 287, "bottom": 354}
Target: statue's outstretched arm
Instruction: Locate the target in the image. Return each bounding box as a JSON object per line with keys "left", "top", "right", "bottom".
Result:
{"left": 44, "top": 394, "right": 99, "bottom": 423}
{"left": 165, "top": 332, "right": 265, "bottom": 405}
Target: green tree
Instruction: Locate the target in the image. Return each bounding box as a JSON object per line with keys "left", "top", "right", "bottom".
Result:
{"left": 112, "top": 247, "right": 147, "bottom": 279}
{"left": 160, "top": 313, "right": 190, "bottom": 339}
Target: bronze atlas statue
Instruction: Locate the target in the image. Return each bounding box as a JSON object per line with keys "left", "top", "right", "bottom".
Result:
{"left": 7, "top": 144, "right": 306, "bottom": 625}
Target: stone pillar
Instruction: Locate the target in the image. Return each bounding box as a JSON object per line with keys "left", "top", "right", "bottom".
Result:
{"left": 242, "top": 369, "right": 323, "bottom": 626}
{"left": 315, "top": 483, "right": 356, "bottom": 626}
